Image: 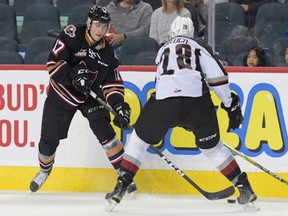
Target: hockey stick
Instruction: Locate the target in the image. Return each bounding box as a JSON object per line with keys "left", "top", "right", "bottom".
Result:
{"left": 224, "top": 144, "right": 288, "bottom": 186}
{"left": 90, "top": 90, "right": 235, "bottom": 200}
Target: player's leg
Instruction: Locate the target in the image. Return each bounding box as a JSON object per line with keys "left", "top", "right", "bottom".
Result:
{"left": 105, "top": 97, "right": 176, "bottom": 204}
{"left": 193, "top": 98, "right": 256, "bottom": 205}
{"left": 89, "top": 117, "right": 138, "bottom": 194}
{"left": 199, "top": 140, "right": 257, "bottom": 204}
{"left": 105, "top": 130, "right": 150, "bottom": 203}
{"left": 30, "top": 138, "right": 58, "bottom": 192}
{"left": 81, "top": 99, "right": 138, "bottom": 193}
{"left": 80, "top": 99, "right": 123, "bottom": 170}
{"left": 30, "top": 96, "right": 76, "bottom": 192}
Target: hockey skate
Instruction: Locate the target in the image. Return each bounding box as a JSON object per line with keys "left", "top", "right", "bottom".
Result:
{"left": 127, "top": 181, "right": 137, "bottom": 195}
{"left": 105, "top": 174, "right": 133, "bottom": 211}
{"left": 30, "top": 170, "right": 51, "bottom": 192}
{"left": 105, "top": 181, "right": 137, "bottom": 201}
{"left": 235, "top": 172, "right": 259, "bottom": 211}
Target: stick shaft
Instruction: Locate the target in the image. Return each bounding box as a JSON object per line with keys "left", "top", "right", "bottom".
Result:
{"left": 90, "top": 90, "right": 235, "bottom": 200}
{"left": 224, "top": 144, "right": 288, "bottom": 186}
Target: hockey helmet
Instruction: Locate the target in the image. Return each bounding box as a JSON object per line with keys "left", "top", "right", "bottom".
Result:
{"left": 86, "top": 5, "right": 110, "bottom": 28}
{"left": 169, "top": 16, "right": 194, "bottom": 39}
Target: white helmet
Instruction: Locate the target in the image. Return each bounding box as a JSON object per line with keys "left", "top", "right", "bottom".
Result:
{"left": 169, "top": 16, "right": 194, "bottom": 39}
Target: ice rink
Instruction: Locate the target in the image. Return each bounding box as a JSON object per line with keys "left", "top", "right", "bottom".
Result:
{"left": 0, "top": 191, "right": 287, "bottom": 216}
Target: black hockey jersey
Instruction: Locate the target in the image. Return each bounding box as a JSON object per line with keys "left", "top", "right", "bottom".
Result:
{"left": 46, "top": 24, "right": 124, "bottom": 109}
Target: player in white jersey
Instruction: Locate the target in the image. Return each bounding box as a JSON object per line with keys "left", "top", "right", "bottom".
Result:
{"left": 105, "top": 16, "right": 257, "bottom": 209}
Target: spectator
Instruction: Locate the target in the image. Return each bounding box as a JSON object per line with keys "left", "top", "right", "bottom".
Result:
{"left": 184, "top": 0, "right": 206, "bottom": 37}
{"left": 244, "top": 45, "right": 271, "bottom": 67}
{"left": 229, "top": 0, "right": 276, "bottom": 29}
{"left": 149, "top": 0, "right": 191, "bottom": 46}
{"left": 106, "top": 0, "right": 153, "bottom": 55}
{"left": 188, "top": 0, "right": 228, "bottom": 23}
{"left": 187, "top": 0, "right": 206, "bottom": 21}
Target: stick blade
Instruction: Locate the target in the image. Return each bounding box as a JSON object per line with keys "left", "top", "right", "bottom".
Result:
{"left": 203, "top": 186, "right": 235, "bottom": 200}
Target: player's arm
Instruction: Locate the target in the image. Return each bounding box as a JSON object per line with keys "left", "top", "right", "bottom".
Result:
{"left": 102, "top": 65, "right": 131, "bottom": 130}
{"left": 47, "top": 30, "right": 76, "bottom": 86}
{"left": 199, "top": 48, "right": 243, "bottom": 131}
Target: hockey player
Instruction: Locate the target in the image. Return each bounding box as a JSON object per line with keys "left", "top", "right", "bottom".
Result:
{"left": 105, "top": 16, "right": 257, "bottom": 209}
{"left": 30, "top": 5, "right": 137, "bottom": 194}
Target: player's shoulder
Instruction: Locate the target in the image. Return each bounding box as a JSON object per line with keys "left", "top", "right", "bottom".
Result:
{"left": 192, "top": 38, "right": 214, "bottom": 54}
{"left": 59, "top": 24, "right": 86, "bottom": 46}
{"left": 192, "top": 38, "right": 208, "bottom": 47}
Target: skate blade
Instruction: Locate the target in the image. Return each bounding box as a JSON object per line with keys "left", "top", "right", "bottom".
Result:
{"left": 105, "top": 200, "right": 118, "bottom": 212}
{"left": 128, "top": 191, "right": 137, "bottom": 199}
{"left": 243, "top": 201, "right": 260, "bottom": 211}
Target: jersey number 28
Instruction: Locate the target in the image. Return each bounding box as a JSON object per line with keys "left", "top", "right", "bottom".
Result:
{"left": 160, "top": 44, "right": 193, "bottom": 75}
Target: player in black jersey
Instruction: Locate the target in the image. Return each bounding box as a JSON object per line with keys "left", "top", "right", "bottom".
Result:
{"left": 30, "top": 5, "right": 137, "bottom": 194}
{"left": 105, "top": 16, "right": 257, "bottom": 210}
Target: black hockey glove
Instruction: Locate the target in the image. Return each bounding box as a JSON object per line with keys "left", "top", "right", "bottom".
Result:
{"left": 113, "top": 102, "right": 131, "bottom": 130}
{"left": 71, "top": 62, "right": 91, "bottom": 97}
{"left": 221, "top": 93, "right": 243, "bottom": 131}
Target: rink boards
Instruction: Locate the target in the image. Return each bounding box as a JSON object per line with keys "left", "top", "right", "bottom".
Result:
{"left": 0, "top": 65, "right": 288, "bottom": 198}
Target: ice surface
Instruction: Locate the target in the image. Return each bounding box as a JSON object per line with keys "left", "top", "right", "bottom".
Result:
{"left": 0, "top": 191, "right": 287, "bottom": 216}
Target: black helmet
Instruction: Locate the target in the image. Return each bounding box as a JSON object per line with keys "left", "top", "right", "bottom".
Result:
{"left": 87, "top": 5, "right": 110, "bottom": 24}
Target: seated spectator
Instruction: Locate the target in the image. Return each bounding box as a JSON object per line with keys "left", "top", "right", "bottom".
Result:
{"left": 244, "top": 45, "right": 271, "bottom": 67}
{"left": 229, "top": 0, "right": 275, "bottom": 30}
{"left": 274, "top": 43, "right": 288, "bottom": 66}
{"left": 106, "top": 0, "right": 153, "bottom": 55}
{"left": 184, "top": 0, "right": 206, "bottom": 37}
{"left": 187, "top": 0, "right": 205, "bottom": 22}
{"left": 188, "top": 0, "right": 228, "bottom": 23}
{"left": 149, "top": 0, "right": 191, "bottom": 46}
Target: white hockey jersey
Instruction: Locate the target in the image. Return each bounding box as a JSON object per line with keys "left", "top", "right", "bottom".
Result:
{"left": 155, "top": 36, "right": 233, "bottom": 107}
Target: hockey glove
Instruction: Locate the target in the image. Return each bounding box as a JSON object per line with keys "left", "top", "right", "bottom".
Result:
{"left": 71, "top": 62, "right": 91, "bottom": 97}
{"left": 221, "top": 93, "right": 243, "bottom": 131}
{"left": 113, "top": 102, "right": 131, "bottom": 130}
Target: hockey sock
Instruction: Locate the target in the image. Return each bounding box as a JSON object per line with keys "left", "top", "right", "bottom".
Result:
{"left": 102, "top": 136, "right": 125, "bottom": 170}
{"left": 120, "top": 130, "right": 150, "bottom": 176}
{"left": 38, "top": 152, "right": 55, "bottom": 172}
{"left": 200, "top": 140, "right": 241, "bottom": 182}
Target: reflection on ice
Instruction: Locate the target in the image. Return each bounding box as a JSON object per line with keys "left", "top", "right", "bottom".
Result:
{"left": 0, "top": 191, "right": 287, "bottom": 216}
